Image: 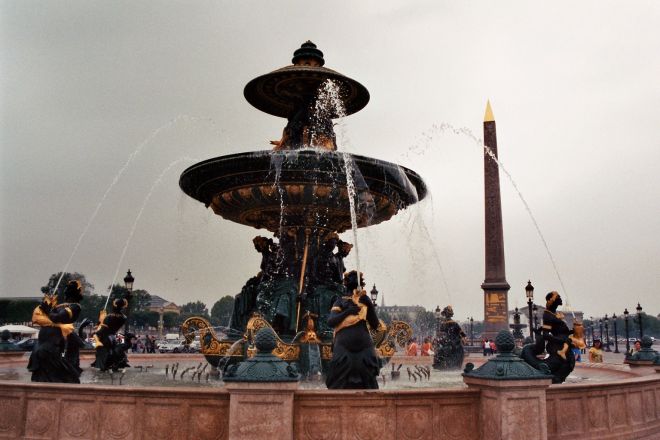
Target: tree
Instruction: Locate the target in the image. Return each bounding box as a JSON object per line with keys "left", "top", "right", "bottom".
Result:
{"left": 411, "top": 310, "right": 438, "bottom": 340}
{"left": 180, "top": 301, "right": 209, "bottom": 316}
{"left": 79, "top": 294, "right": 109, "bottom": 323}
{"left": 163, "top": 312, "right": 178, "bottom": 328}
{"left": 132, "top": 289, "right": 151, "bottom": 312}
{"left": 211, "top": 296, "right": 235, "bottom": 327}
{"left": 0, "top": 299, "right": 39, "bottom": 324}
{"left": 177, "top": 300, "right": 210, "bottom": 325}
{"left": 42, "top": 272, "right": 94, "bottom": 303}
{"left": 132, "top": 311, "right": 160, "bottom": 328}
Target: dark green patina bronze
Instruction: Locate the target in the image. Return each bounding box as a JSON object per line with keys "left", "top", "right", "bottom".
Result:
{"left": 223, "top": 328, "right": 300, "bottom": 382}
{"left": 463, "top": 330, "right": 552, "bottom": 380}
{"left": 625, "top": 335, "right": 659, "bottom": 364}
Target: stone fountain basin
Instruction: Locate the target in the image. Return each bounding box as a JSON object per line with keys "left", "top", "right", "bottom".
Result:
{"left": 179, "top": 150, "right": 427, "bottom": 233}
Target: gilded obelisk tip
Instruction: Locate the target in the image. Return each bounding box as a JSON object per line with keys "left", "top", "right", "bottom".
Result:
{"left": 484, "top": 100, "right": 494, "bottom": 122}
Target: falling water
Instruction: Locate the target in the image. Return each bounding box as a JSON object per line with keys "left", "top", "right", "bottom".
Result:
{"left": 315, "top": 79, "right": 362, "bottom": 282}
{"left": 103, "top": 157, "right": 198, "bottom": 307}
{"left": 52, "top": 115, "right": 222, "bottom": 295}
{"left": 405, "top": 122, "right": 573, "bottom": 313}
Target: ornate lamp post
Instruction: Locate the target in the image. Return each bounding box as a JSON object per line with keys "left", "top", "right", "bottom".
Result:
{"left": 636, "top": 303, "right": 643, "bottom": 339}
{"left": 158, "top": 306, "right": 164, "bottom": 339}
{"left": 603, "top": 314, "right": 611, "bottom": 352}
{"left": 469, "top": 316, "right": 474, "bottom": 346}
{"left": 623, "top": 308, "right": 630, "bottom": 353}
{"left": 123, "top": 269, "right": 134, "bottom": 334}
{"left": 525, "top": 280, "right": 534, "bottom": 341}
{"left": 599, "top": 318, "right": 603, "bottom": 341}
{"left": 434, "top": 305, "right": 442, "bottom": 339}
{"left": 370, "top": 284, "right": 379, "bottom": 308}
{"left": 612, "top": 312, "right": 619, "bottom": 353}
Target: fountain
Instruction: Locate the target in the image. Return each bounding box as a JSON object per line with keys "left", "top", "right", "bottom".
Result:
{"left": 1, "top": 42, "right": 658, "bottom": 440}
{"left": 179, "top": 41, "right": 423, "bottom": 375}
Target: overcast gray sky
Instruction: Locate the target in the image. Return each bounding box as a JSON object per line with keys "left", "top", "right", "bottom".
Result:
{"left": 1, "top": 1, "right": 659, "bottom": 320}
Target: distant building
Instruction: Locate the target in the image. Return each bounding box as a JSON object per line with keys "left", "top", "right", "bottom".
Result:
{"left": 147, "top": 295, "right": 181, "bottom": 315}
{"left": 378, "top": 305, "right": 425, "bottom": 322}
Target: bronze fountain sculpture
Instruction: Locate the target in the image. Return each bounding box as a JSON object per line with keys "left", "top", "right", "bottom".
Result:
{"left": 180, "top": 42, "right": 425, "bottom": 377}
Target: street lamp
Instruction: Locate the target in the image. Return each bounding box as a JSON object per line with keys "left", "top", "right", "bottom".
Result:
{"left": 599, "top": 318, "right": 603, "bottom": 341}
{"left": 623, "top": 308, "right": 630, "bottom": 353}
{"left": 434, "top": 305, "right": 442, "bottom": 338}
{"left": 123, "top": 269, "right": 135, "bottom": 334}
{"left": 525, "top": 280, "right": 534, "bottom": 341}
{"left": 370, "top": 284, "right": 379, "bottom": 307}
{"left": 603, "top": 314, "right": 611, "bottom": 352}
{"left": 636, "top": 303, "right": 643, "bottom": 339}
{"left": 469, "top": 316, "right": 474, "bottom": 346}
{"left": 158, "top": 306, "right": 164, "bottom": 339}
{"left": 612, "top": 313, "right": 619, "bottom": 353}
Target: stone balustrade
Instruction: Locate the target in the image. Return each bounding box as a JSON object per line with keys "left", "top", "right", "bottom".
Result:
{"left": 294, "top": 388, "right": 480, "bottom": 440}
{"left": 0, "top": 381, "right": 230, "bottom": 440}
{"left": 546, "top": 375, "right": 660, "bottom": 439}
{"left": 0, "top": 372, "right": 658, "bottom": 439}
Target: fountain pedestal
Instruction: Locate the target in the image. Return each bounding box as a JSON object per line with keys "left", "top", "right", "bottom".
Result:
{"left": 225, "top": 382, "right": 298, "bottom": 440}
{"left": 463, "top": 331, "right": 552, "bottom": 440}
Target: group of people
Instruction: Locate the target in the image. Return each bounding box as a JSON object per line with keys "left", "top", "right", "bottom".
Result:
{"left": 28, "top": 280, "right": 133, "bottom": 383}
{"left": 130, "top": 334, "right": 158, "bottom": 353}
{"left": 405, "top": 337, "right": 434, "bottom": 356}
{"left": 587, "top": 338, "right": 642, "bottom": 363}
{"left": 482, "top": 339, "right": 497, "bottom": 356}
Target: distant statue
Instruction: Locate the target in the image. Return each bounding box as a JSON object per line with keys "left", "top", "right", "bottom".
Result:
{"left": 325, "top": 271, "right": 382, "bottom": 389}
{"left": 253, "top": 235, "right": 278, "bottom": 282}
{"left": 521, "top": 291, "right": 576, "bottom": 384}
{"left": 432, "top": 305, "right": 466, "bottom": 370}
{"left": 0, "top": 330, "right": 20, "bottom": 352}
{"left": 229, "top": 235, "right": 279, "bottom": 333}
{"left": 92, "top": 298, "right": 129, "bottom": 372}
{"left": 28, "top": 280, "right": 84, "bottom": 383}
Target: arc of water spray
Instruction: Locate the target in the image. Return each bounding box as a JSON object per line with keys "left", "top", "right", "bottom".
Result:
{"left": 103, "top": 157, "right": 198, "bottom": 309}
{"left": 51, "top": 115, "right": 221, "bottom": 295}
{"left": 405, "top": 122, "right": 573, "bottom": 316}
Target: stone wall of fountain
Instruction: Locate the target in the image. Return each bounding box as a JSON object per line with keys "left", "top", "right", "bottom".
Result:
{"left": 1, "top": 371, "right": 658, "bottom": 439}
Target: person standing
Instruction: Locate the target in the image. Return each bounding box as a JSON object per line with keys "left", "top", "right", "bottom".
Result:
{"left": 407, "top": 338, "right": 419, "bottom": 356}
{"left": 588, "top": 339, "right": 604, "bottom": 363}
{"left": 420, "top": 337, "right": 432, "bottom": 356}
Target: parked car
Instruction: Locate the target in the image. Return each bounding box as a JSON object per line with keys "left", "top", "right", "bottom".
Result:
{"left": 158, "top": 340, "right": 186, "bottom": 353}
{"left": 16, "top": 338, "right": 37, "bottom": 352}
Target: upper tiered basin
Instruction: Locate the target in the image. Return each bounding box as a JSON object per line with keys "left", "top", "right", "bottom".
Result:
{"left": 179, "top": 150, "right": 427, "bottom": 233}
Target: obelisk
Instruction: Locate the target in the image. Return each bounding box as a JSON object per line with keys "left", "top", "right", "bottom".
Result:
{"left": 481, "top": 101, "right": 510, "bottom": 340}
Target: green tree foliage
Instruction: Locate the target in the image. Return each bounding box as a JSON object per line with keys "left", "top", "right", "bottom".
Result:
{"left": 163, "top": 312, "right": 178, "bottom": 328}
{"left": 411, "top": 310, "right": 437, "bottom": 340}
{"left": 79, "top": 294, "right": 109, "bottom": 323}
{"left": 211, "top": 296, "right": 235, "bottom": 327}
{"left": 180, "top": 301, "right": 208, "bottom": 315}
{"left": 177, "top": 300, "right": 210, "bottom": 325}
{"left": 132, "top": 311, "right": 160, "bottom": 328}
{"left": 42, "top": 272, "right": 94, "bottom": 303}
{"left": 0, "top": 299, "right": 40, "bottom": 324}
{"left": 132, "top": 289, "right": 151, "bottom": 312}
